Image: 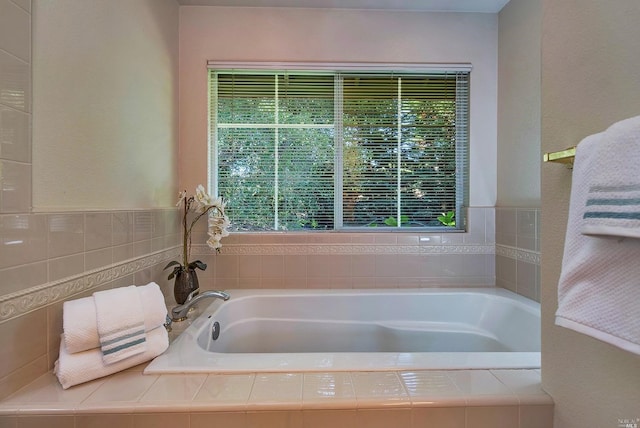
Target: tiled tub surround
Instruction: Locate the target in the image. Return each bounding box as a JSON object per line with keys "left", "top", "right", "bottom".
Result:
{"left": 0, "top": 206, "right": 495, "bottom": 399}
{"left": 0, "top": 205, "right": 553, "bottom": 427}
{"left": 1, "top": 316, "right": 550, "bottom": 427}
{"left": 0, "top": 366, "right": 553, "bottom": 428}
{"left": 0, "top": 209, "right": 181, "bottom": 399}
{"left": 495, "top": 207, "right": 541, "bottom": 302}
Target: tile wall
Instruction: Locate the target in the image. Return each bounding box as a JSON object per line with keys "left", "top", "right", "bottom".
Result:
{"left": 0, "top": 209, "right": 181, "bottom": 399}
{"left": 0, "top": 206, "right": 495, "bottom": 399}
{"left": 183, "top": 207, "right": 496, "bottom": 291}
{"left": 495, "top": 207, "right": 541, "bottom": 301}
{"left": 0, "top": 0, "right": 31, "bottom": 214}
{"left": 0, "top": 366, "right": 554, "bottom": 428}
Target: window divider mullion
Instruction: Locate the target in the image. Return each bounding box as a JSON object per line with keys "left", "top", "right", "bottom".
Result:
{"left": 274, "top": 74, "right": 279, "bottom": 231}
{"left": 397, "top": 77, "right": 402, "bottom": 229}
{"left": 334, "top": 73, "right": 344, "bottom": 230}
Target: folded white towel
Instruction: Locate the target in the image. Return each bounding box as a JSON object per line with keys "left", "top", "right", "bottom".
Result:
{"left": 93, "top": 285, "right": 147, "bottom": 364}
{"left": 63, "top": 282, "right": 167, "bottom": 354}
{"left": 556, "top": 124, "right": 640, "bottom": 355}
{"left": 55, "top": 326, "right": 169, "bottom": 389}
{"left": 582, "top": 115, "right": 640, "bottom": 239}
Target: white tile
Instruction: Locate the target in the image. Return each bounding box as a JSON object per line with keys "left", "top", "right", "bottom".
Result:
{"left": 151, "top": 210, "right": 167, "bottom": 238}
{"left": 485, "top": 207, "right": 496, "bottom": 244}
{"left": 351, "top": 372, "right": 409, "bottom": 408}
{"left": 519, "top": 404, "right": 554, "bottom": 428}
{"left": 0, "top": 309, "right": 46, "bottom": 379}
{"left": 112, "top": 212, "right": 133, "bottom": 246}
{"left": 246, "top": 410, "right": 303, "bottom": 428}
{"left": 490, "top": 369, "right": 552, "bottom": 404}
{"left": 0, "top": 50, "right": 30, "bottom": 112}
{"left": 248, "top": 373, "right": 303, "bottom": 410}
{"left": 0, "top": 260, "right": 46, "bottom": 295}
{"left": 133, "top": 211, "right": 153, "bottom": 242}
{"left": 302, "top": 410, "right": 357, "bottom": 428}
{"left": 466, "top": 405, "right": 519, "bottom": 428}
{"left": 113, "top": 243, "right": 134, "bottom": 263}
{"left": 516, "top": 209, "right": 536, "bottom": 238}
{"left": 460, "top": 254, "right": 488, "bottom": 277}
{"left": 0, "top": 106, "right": 30, "bottom": 162}
{"left": 412, "top": 407, "right": 466, "bottom": 428}
{"left": 1, "top": 372, "right": 104, "bottom": 410}
{"left": 85, "top": 212, "right": 112, "bottom": 251}
{"left": 47, "top": 213, "right": 84, "bottom": 258}
{"left": 302, "top": 372, "right": 356, "bottom": 409}
{"left": 190, "top": 412, "right": 247, "bottom": 428}
{"left": 78, "top": 370, "right": 158, "bottom": 412}
{"left": 192, "top": 374, "right": 254, "bottom": 410}
{"left": 84, "top": 248, "right": 112, "bottom": 271}
{"left": 0, "top": 213, "right": 46, "bottom": 269}
{"left": 48, "top": 253, "right": 84, "bottom": 282}
{"left": 0, "top": 0, "right": 30, "bottom": 62}
{"left": 138, "top": 374, "right": 206, "bottom": 407}
{"left": 466, "top": 207, "right": 486, "bottom": 243}
{"left": 448, "top": 370, "right": 518, "bottom": 406}
{"left": 399, "top": 371, "right": 466, "bottom": 406}
{"left": 133, "top": 413, "right": 189, "bottom": 428}
{"left": 0, "top": 160, "right": 30, "bottom": 212}
{"left": 356, "top": 408, "right": 411, "bottom": 428}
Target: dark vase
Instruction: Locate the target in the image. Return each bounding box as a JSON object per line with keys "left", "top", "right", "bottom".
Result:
{"left": 173, "top": 268, "right": 200, "bottom": 304}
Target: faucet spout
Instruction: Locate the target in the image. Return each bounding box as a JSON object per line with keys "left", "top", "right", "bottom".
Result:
{"left": 171, "top": 290, "right": 230, "bottom": 321}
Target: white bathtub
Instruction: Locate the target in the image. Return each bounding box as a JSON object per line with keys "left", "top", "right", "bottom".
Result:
{"left": 145, "top": 288, "right": 540, "bottom": 374}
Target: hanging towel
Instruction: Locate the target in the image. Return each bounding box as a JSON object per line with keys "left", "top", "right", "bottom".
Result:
{"left": 582, "top": 115, "right": 640, "bottom": 239}
{"left": 54, "top": 326, "right": 169, "bottom": 389}
{"left": 556, "top": 120, "right": 640, "bottom": 356}
{"left": 93, "top": 285, "right": 147, "bottom": 364}
{"left": 63, "top": 282, "right": 167, "bottom": 354}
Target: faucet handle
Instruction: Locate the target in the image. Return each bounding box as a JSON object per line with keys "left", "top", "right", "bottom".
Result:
{"left": 185, "top": 288, "right": 200, "bottom": 302}
{"left": 163, "top": 314, "right": 173, "bottom": 332}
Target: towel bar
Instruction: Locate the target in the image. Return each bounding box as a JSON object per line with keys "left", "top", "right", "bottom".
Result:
{"left": 543, "top": 147, "right": 576, "bottom": 168}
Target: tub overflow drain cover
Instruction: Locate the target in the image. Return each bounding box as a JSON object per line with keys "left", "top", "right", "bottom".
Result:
{"left": 212, "top": 321, "right": 221, "bottom": 340}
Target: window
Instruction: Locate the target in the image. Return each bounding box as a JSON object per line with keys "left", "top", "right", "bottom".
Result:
{"left": 208, "top": 64, "right": 469, "bottom": 232}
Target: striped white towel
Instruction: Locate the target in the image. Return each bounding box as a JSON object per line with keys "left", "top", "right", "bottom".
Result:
{"left": 63, "top": 282, "right": 167, "bottom": 354}
{"left": 55, "top": 326, "right": 168, "bottom": 389}
{"left": 582, "top": 115, "right": 640, "bottom": 239}
{"left": 93, "top": 285, "right": 147, "bottom": 364}
{"left": 556, "top": 121, "right": 640, "bottom": 356}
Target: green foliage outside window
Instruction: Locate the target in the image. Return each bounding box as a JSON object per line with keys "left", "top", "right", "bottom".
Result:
{"left": 210, "top": 70, "right": 468, "bottom": 232}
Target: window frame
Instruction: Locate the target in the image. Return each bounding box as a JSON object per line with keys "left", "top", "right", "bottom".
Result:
{"left": 208, "top": 61, "right": 471, "bottom": 233}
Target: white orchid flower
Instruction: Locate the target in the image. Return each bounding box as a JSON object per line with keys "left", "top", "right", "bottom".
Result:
{"left": 176, "top": 190, "right": 187, "bottom": 207}
{"left": 194, "top": 185, "right": 213, "bottom": 213}
{"left": 211, "top": 196, "right": 226, "bottom": 211}
{"left": 206, "top": 235, "right": 223, "bottom": 250}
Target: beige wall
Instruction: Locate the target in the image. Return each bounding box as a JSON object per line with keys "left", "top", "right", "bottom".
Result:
{"left": 497, "top": 0, "right": 541, "bottom": 207}
{"left": 540, "top": 0, "right": 640, "bottom": 426}
{"left": 0, "top": 0, "right": 180, "bottom": 399}
{"left": 179, "top": 6, "right": 498, "bottom": 207}
{"left": 32, "top": 0, "right": 179, "bottom": 210}
{"left": 494, "top": 0, "right": 541, "bottom": 302}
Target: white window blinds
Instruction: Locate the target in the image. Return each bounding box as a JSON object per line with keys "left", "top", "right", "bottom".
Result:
{"left": 209, "top": 67, "right": 469, "bottom": 232}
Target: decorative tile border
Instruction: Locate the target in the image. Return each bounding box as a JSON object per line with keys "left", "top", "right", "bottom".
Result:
{"left": 194, "top": 243, "right": 496, "bottom": 256}
{"left": 495, "top": 244, "right": 540, "bottom": 265}
{"left": 0, "top": 242, "right": 498, "bottom": 323}
{"left": 0, "top": 247, "right": 180, "bottom": 324}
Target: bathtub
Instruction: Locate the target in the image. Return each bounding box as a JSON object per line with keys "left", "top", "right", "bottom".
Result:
{"left": 144, "top": 288, "right": 540, "bottom": 374}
